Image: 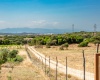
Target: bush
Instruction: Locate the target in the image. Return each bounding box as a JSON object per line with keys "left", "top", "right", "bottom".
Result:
{"left": 46, "top": 43, "right": 51, "bottom": 48}
{"left": 62, "top": 43, "right": 69, "bottom": 49}
{"left": 59, "top": 46, "right": 64, "bottom": 50}
{"left": 0, "top": 49, "right": 23, "bottom": 64}
{"left": 8, "top": 50, "right": 18, "bottom": 58}
{"left": 7, "top": 55, "right": 23, "bottom": 62}
{"left": 63, "top": 43, "right": 69, "bottom": 48}
{"left": 78, "top": 41, "right": 88, "bottom": 47}
{"left": 46, "top": 44, "right": 51, "bottom": 48}
{"left": 0, "top": 49, "right": 9, "bottom": 64}
{"left": 15, "top": 55, "right": 23, "bottom": 62}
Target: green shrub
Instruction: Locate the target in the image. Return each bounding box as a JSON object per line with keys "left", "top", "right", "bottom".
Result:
{"left": 0, "top": 49, "right": 23, "bottom": 64}
{"left": 0, "top": 49, "right": 9, "bottom": 64}
{"left": 61, "top": 43, "right": 69, "bottom": 49}
{"left": 15, "top": 55, "right": 23, "bottom": 62}
{"left": 8, "top": 50, "right": 18, "bottom": 58}
{"left": 8, "top": 55, "right": 23, "bottom": 62}
{"left": 63, "top": 43, "right": 69, "bottom": 48}
{"left": 78, "top": 41, "right": 88, "bottom": 47}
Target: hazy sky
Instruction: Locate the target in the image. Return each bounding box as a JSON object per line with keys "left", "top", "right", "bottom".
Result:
{"left": 0, "top": 0, "right": 100, "bottom": 31}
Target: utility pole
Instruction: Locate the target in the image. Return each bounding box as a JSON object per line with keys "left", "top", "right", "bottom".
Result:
{"left": 94, "top": 24, "right": 97, "bottom": 36}
{"left": 72, "top": 24, "right": 74, "bottom": 33}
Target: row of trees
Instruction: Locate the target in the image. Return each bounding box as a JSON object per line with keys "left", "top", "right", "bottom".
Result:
{"left": 0, "top": 35, "right": 27, "bottom": 45}
{"left": 0, "top": 32, "right": 99, "bottom": 47}
{"left": 29, "top": 33, "right": 100, "bottom": 47}
{"left": 30, "top": 34, "right": 83, "bottom": 45}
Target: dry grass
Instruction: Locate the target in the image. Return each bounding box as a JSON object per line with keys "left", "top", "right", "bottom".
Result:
{"left": 35, "top": 43, "right": 100, "bottom": 73}
{"left": 0, "top": 66, "right": 47, "bottom": 80}
{"left": 11, "top": 66, "right": 47, "bottom": 80}
{"left": 27, "top": 48, "right": 80, "bottom": 80}
{"left": 0, "top": 48, "right": 49, "bottom": 80}
{"left": 0, "top": 44, "right": 98, "bottom": 80}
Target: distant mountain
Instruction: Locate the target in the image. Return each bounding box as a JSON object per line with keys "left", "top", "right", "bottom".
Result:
{"left": 0, "top": 28, "right": 71, "bottom": 34}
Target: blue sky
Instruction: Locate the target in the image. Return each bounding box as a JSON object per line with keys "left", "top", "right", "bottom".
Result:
{"left": 0, "top": 0, "right": 100, "bottom": 31}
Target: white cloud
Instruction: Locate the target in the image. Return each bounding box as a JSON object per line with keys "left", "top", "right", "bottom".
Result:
{"left": 0, "top": 21, "right": 6, "bottom": 24}
{"left": 31, "top": 20, "right": 59, "bottom": 27}
{"left": 0, "top": 20, "right": 60, "bottom": 29}
{"left": 52, "top": 22, "right": 59, "bottom": 25}
{"left": 32, "top": 20, "right": 47, "bottom": 25}
{"left": 0, "top": 20, "right": 9, "bottom": 29}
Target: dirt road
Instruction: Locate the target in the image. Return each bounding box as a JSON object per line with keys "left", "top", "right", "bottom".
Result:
{"left": 28, "top": 46, "right": 94, "bottom": 80}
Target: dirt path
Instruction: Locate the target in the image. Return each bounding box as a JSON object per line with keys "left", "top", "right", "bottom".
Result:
{"left": 28, "top": 46, "right": 94, "bottom": 80}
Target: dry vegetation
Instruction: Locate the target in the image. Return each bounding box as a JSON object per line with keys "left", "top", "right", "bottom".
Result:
{"left": 0, "top": 48, "right": 49, "bottom": 80}
{"left": 27, "top": 48, "right": 80, "bottom": 80}
{"left": 0, "top": 44, "right": 98, "bottom": 80}
{"left": 35, "top": 43, "right": 100, "bottom": 73}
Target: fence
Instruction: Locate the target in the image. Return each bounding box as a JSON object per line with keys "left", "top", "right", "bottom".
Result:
{"left": 26, "top": 47, "right": 68, "bottom": 80}
{"left": 26, "top": 46, "right": 95, "bottom": 80}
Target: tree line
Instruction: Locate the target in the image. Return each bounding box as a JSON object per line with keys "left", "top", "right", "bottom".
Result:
{"left": 29, "top": 32, "right": 100, "bottom": 47}
{"left": 0, "top": 32, "right": 99, "bottom": 47}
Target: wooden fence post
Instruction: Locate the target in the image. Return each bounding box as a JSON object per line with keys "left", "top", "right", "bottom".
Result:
{"left": 83, "top": 50, "right": 85, "bottom": 80}
{"left": 95, "top": 54, "right": 98, "bottom": 80}
{"left": 45, "top": 56, "right": 46, "bottom": 75}
{"left": 42, "top": 58, "right": 43, "bottom": 69}
{"left": 66, "top": 57, "right": 67, "bottom": 80}
{"left": 97, "top": 43, "right": 99, "bottom": 53}
{"left": 49, "top": 56, "right": 50, "bottom": 76}
{"left": 56, "top": 57, "right": 58, "bottom": 80}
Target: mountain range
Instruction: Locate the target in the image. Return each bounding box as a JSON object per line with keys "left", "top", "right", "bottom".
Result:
{"left": 0, "top": 28, "right": 72, "bottom": 34}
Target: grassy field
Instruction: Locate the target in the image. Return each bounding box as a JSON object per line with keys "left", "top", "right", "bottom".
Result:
{"left": 0, "top": 45, "right": 80, "bottom": 80}
{"left": 0, "top": 48, "right": 49, "bottom": 80}
{"left": 35, "top": 43, "right": 100, "bottom": 73}
{"left": 0, "top": 44, "right": 98, "bottom": 80}
{"left": 0, "top": 45, "right": 24, "bottom": 51}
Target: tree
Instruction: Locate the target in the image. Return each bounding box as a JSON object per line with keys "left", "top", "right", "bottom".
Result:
{"left": 31, "top": 39, "right": 36, "bottom": 45}
{"left": 8, "top": 50, "right": 18, "bottom": 58}
{"left": 58, "top": 38, "right": 63, "bottom": 45}
{"left": 3, "top": 39, "right": 10, "bottom": 45}
{"left": 0, "top": 40, "right": 3, "bottom": 45}
{"left": 93, "top": 36, "right": 100, "bottom": 44}
{"left": 0, "top": 49, "right": 9, "bottom": 64}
